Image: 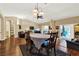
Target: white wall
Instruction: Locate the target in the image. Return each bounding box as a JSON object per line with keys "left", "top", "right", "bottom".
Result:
{"left": 19, "top": 19, "right": 39, "bottom": 31}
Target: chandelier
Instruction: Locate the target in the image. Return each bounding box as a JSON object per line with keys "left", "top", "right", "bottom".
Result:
{"left": 33, "top": 3, "right": 44, "bottom": 19}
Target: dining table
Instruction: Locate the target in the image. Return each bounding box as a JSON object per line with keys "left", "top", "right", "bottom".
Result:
{"left": 30, "top": 33, "right": 50, "bottom": 49}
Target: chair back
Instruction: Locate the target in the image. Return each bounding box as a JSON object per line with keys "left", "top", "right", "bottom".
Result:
{"left": 18, "top": 31, "right": 25, "bottom": 38}
{"left": 25, "top": 31, "right": 35, "bottom": 46}
{"left": 25, "top": 31, "right": 31, "bottom": 39}
{"left": 49, "top": 32, "right": 58, "bottom": 47}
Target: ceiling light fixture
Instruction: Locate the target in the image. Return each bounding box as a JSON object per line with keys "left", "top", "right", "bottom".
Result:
{"left": 33, "top": 3, "right": 44, "bottom": 19}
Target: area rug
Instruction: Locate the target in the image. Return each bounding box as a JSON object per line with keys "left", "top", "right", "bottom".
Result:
{"left": 19, "top": 44, "right": 69, "bottom": 56}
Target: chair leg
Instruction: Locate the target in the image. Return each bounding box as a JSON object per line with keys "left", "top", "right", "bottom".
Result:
{"left": 49, "top": 48, "right": 52, "bottom": 56}
{"left": 46, "top": 48, "right": 49, "bottom": 56}
{"left": 54, "top": 47, "right": 56, "bottom": 56}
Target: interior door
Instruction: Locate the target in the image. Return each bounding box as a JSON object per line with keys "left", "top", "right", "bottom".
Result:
{"left": 6, "top": 20, "right": 10, "bottom": 38}
{"left": 0, "top": 18, "right": 1, "bottom": 39}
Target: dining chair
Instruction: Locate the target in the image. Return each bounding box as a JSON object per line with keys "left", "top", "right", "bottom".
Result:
{"left": 18, "top": 31, "right": 25, "bottom": 38}
{"left": 25, "top": 31, "right": 39, "bottom": 56}
{"left": 39, "top": 32, "right": 58, "bottom": 56}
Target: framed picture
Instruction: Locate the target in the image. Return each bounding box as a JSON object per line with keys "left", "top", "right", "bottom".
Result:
{"left": 30, "top": 26, "right": 34, "bottom": 30}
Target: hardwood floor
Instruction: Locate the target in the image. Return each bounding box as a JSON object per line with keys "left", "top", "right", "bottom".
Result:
{"left": 0, "top": 37, "right": 79, "bottom": 56}
{"left": 0, "top": 37, "right": 25, "bottom": 56}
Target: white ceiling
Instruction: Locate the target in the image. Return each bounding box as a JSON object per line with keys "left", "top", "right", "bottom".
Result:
{"left": 0, "top": 3, "right": 79, "bottom": 23}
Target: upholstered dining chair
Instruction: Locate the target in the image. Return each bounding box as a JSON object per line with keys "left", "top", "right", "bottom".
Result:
{"left": 18, "top": 31, "right": 25, "bottom": 38}
{"left": 39, "top": 32, "right": 58, "bottom": 56}
{"left": 25, "top": 31, "right": 39, "bottom": 56}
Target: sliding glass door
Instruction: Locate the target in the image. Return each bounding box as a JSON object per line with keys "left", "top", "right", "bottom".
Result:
{"left": 59, "top": 24, "right": 74, "bottom": 40}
